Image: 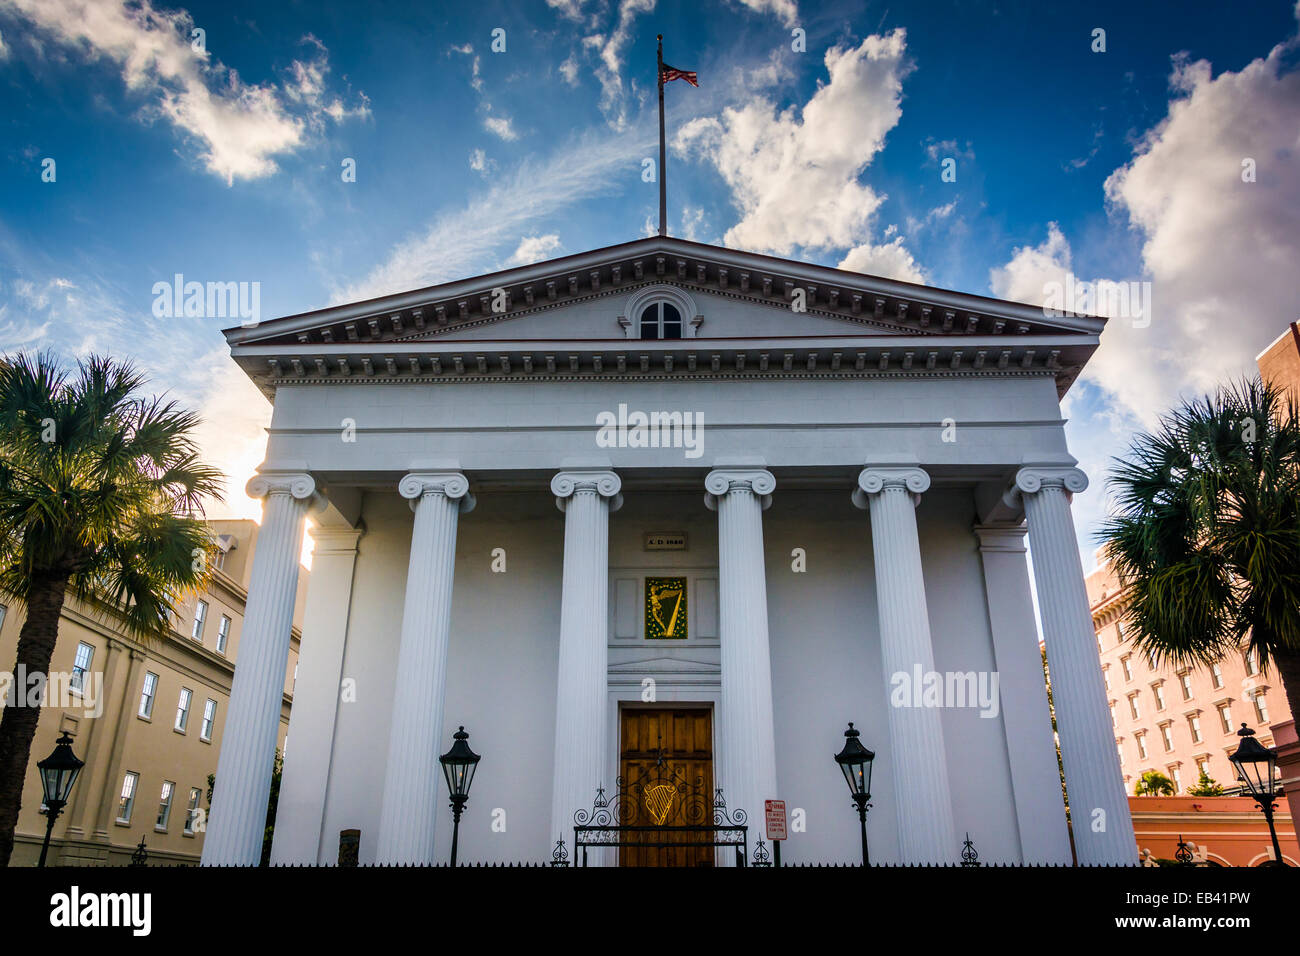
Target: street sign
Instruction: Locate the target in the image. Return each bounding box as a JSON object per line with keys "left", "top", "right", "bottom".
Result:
{"left": 765, "top": 799, "right": 787, "bottom": 841}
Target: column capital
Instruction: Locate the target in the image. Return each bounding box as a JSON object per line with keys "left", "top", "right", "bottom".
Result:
{"left": 552, "top": 469, "right": 622, "bottom": 513}
{"left": 246, "top": 471, "right": 317, "bottom": 501}
{"left": 1005, "top": 466, "right": 1088, "bottom": 507}
{"left": 852, "top": 466, "right": 930, "bottom": 510}
{"left": 973, "top": 522, "right": 1029, "bottom": 553}
{"left": 399, "top": 472, "right": 475, "bottom": 514}
{"left": 704, "top": 468, "right": 775, "bottom": 511}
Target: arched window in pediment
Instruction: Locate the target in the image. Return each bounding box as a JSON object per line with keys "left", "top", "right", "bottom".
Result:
{"left": 639, "top": 301, "right": 683, "bottom": 340}
{"left": 622, "top": 285, "right": 699, "bottom": 339}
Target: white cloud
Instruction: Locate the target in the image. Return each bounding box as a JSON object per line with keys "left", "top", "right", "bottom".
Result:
{"left": 733, "top": 0, "right": 798, "bottom": 28}
{"left": 559, "top": 53, "right": 580, "bottom": 86}
{"left": 484, "top": 115, "right": 518, "bottom": 141}
{"left": 469, "top": 148, "right": 492, "bottom": 174}
{"left": 582, "top": 0, "right": 656, "bottom": 129}
{"left": 674, "top": 30, "right": 916, "bottom": 263}
{"left": 546, "top": 0, "right": 589, "bottom": 21}
{"left": 0, "top": 27, "right": 8, "bottom": 59}
{"left": 337, "top": 124, "right": 656, "bottom": 301}
{"left": 838, "top": 238, "right": 927, "bottom": 284}
{"left": 0, "top": 0, "right": 368, "bottom": 185}
{"left": 506, "top": 235, "right": 563, "bottom": 266}
{"left": 994, "top": 19, "right": 1300, "bottom": 429}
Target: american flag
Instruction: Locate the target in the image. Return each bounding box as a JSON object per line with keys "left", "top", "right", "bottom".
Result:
{"left": 660, "top": 63, "right": 698, "bottom": 87}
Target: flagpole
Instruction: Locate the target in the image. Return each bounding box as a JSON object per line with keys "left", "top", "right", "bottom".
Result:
{"left": 657, "top": 33, "right": 667, "bottom": 237}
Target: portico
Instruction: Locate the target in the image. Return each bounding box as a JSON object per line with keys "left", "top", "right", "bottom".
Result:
{"left": 204, "top": 235, "right": 1134, "bottom": 867}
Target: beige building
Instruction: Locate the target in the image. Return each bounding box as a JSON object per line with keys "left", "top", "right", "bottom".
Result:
{"left": 1088, "top": 556, "right": 1290, "bottom": 796}
{"left": 0, "top": 518, "right": 306, "bottom": 865}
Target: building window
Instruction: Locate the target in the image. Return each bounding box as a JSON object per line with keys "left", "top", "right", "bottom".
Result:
{"left": 156, "top": 781, "right": 174, "bottom": 830}
{"left": 1244, "top": 648, "right": 1259, "bottom": 676}
{"left": 0, "top": 604, "right": 7, "bottom": 630}
{"left": 184, "top": 788, "right": 201, "bottom": 835}
{"left": 216, "top": 615, "right": 231, "bottom": 654}
{"left": 1254, "top": 693, "right": 1270, "bottom": 725}
{"left": 1180, "top": 672, "right": 1193, "bottom": 700}
{"left": 201, "top": 699, "right": 217, "bottom": 742}
{"left": 1169, "top": 766, "right": 1183, "bottom": 792}
{"left": 191, "top": 600, "right": 208, "bottom": 642}
{"left": 117, "top": 772, "right": 138, "bottom": 823}
{"left": 1116, "top": 742, "right": 1124, "bottom": 765}
{"left": 1153, "top": 684, "right": 1166, "bottom": 711}
{"left": 1136, "top": 733, "right": 1148, "bottom": 760}
{"left": 1097, "top": 632, "right": 1104, "bottom": 652}
{"left": 638, "top": 301, "right": 683, "bottom": 340}
{"left": 138, "top": 672, "right": 158, "bottom": 719}
{"left": 176, "top": 688, "right": 192, "bottom": 732}
{"left": 1211, "top": 663, "right": 1223, "bottom": 688}
{"left": 1116, "top": 620, "right": 1126, "bottom": 641}
{"left": 1128, "top": 694, "right": 1141, "bottom": 720}
{"left": 213, "top": 549, "right": 226, "bottom": 572}
{"left": 1110, "top": 702, "right": 1117, "bottom": 728}
{"left": 1196, "top": 756, "right": 1210, "bottom": 777}
{"left": 1217, "top": 703, "right": 1233, "bottom": 735}
{"left": 71, "top": 641, "right": 94, "bottom": 694}
{"left": 1103, "top": 668, "right": 1111, "bottom": 691}
{"left": 1121, "top": 655, "right": 1133, "bottom": 682}
{"left": 1188, "top": 714, "right": 1202, "bottom": 744}
{"left": 1160, "top": 724, "right": 1174, "bottom": 751}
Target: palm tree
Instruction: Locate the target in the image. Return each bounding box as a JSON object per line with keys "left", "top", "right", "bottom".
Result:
{"left": 1101, "top": 377, "right": 1300, "bottom": 728}
{"left": 1134, "top": 770, "right": 1176, "bottom": 796}
{"left": 0, "top": 352, "right": 223, "bottom": 865}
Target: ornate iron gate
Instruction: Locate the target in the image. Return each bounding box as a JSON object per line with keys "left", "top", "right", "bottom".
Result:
{"left": 572, "top": 754, "right": 748, "bottom": 867}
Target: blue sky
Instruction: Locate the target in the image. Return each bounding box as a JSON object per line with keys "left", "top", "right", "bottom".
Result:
{"left": 1, "top": 0, "right": 1298, "bottom": 566}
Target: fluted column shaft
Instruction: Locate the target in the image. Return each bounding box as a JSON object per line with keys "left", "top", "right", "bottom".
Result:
{"left": 375, "top": 471, "right": 473, "bottom": 864}
{"left": 549, "top": 470, "right": 621, "bottom": 857}
{"left": 855, "top": 466, "right": 957, "bottom": 863}
{"left": 202, "top": 472, "right": 316, "bottom": 865}
{"left": 1013, "top": 467, "right": 1136, "bottom": 864}
{"left": 706, "top": 467, "right": 778, "bottom": 850}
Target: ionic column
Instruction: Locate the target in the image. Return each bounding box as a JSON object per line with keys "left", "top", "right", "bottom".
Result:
{"left": 1010, "top": 467, "right": 1136, "bottom": 864}
{"left": 706, "top": 465, "right": 778, "bottom": 846}
{"left": 375, "top": 469, "right": 474, "bottom": 864}
{"left": 853, "top": 466, "right": 957, "bottom": 863}
{"left": 271, "top": 525, "right": 363, "bottom": 864}
{"left": 973, "top": 524, "right": 1073, "bottom": 863}
{"left": 202, "top": 472, "right": 317, "bottom": 865}
{"left": 549, "top": 469, "right": 622, "bottom": 858}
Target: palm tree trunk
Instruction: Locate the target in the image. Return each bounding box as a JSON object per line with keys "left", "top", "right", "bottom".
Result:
{"left": 1272, "top": 644, "right": 1300, "bottom": 735}
{"left": 0, "top": 572, "right": 69, "bottom": 866}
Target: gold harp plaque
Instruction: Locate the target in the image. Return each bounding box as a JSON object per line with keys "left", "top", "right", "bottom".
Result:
{"left": 645, "top": 577, "right": 688, "bottom": 640}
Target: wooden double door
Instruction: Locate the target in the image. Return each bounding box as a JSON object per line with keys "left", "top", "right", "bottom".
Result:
{"left": 619, "top": 707, "right": 714, "bottom": 867}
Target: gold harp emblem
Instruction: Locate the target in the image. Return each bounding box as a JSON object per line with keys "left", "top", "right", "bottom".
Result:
{"left": 644, "top": 784, "right": 677, "bottom": 825}
{"left": 646, "top": 579, "right": 687, "bottom": 639}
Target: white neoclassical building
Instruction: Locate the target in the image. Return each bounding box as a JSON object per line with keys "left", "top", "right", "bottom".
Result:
{"left": 201, "top": 236, "right": 1136, "bottom": 867}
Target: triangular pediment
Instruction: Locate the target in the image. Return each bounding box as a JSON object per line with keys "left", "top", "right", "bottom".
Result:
{"left": 227, "top": 236, "right": 1105, "bottom": 348}
{"left": 224, "top": 237, "right": 1103, "bottom": 400}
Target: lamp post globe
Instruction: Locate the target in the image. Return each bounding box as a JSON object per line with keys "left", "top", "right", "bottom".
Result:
{"left": 1229, "top": 723, "right": 1287, "bottom": 866}
{"left": 833, "top": 722, "right": 875, "bottom": 866}
{"left": 35, "top": 731, "right": 84, "bottom": 867}
{"left": 438, "top": 726, "right": 481, "bottom": 866}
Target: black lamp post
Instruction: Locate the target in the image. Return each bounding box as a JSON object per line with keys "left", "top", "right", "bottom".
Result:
{"left": 36, "top": 731, "right": 84, "bottom": 868}
{"left": 1229, "top": 722, "right": 1288, "bottom": 866}
{"left": 834, "top": 722, "right": 875, "bottom": 866}
{"left": 438, "top": 726, "right": 481, "bottom": 867}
